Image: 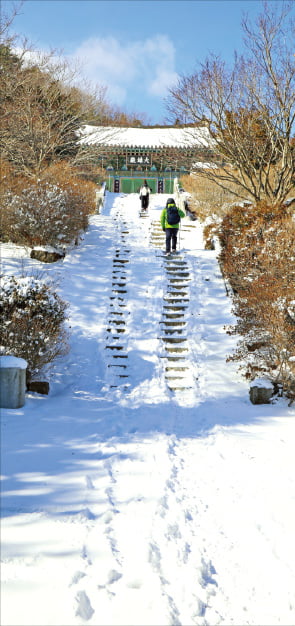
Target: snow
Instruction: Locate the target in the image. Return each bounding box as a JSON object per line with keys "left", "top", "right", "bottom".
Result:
{"left": 0, "top": 356, "right": 28, "bottom": 369}
{"left": 1, "top": 191, "right": 295, "bottom": 626}
{"left": 250, "top": 377, "right": 274, "bottom": 389}
{"left": 78, "top": 125, "right": 213, "bottom": 148}
{"left": 192, "top": 161, "right": 218, "bottom": 169}
{"left": 33, "top": 245, "right": 63, "bottom": 253}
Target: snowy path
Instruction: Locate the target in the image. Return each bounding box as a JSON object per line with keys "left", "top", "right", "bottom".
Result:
{"left": 1, "top": 193, "right": 295, "bottom": 626}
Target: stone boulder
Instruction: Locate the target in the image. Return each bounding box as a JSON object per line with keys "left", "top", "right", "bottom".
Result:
{"left": 27, "top": 380, "right": 50, "bottom": 395}
{"left": 249, "top": 377, "right": 274, "bottom": 404}
{"left": 31, "top": 247, "right": 65, "bottom": 263}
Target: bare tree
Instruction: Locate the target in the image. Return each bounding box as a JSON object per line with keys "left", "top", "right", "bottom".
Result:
{"left": 166, "top": 2, "right": 295, "bottom": 205}
{"left": 0, "top": 1, "right": 23, "bottom": 41}
{"left": 0, "top": 43, "right": 117, "bottom": 177}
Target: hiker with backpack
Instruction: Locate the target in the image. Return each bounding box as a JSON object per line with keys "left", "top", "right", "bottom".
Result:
{"left": 139, "top": 180, "right": 151, "bottom": 211}
{"left": 160, "top": 197, "right": 185, "bottom": 255}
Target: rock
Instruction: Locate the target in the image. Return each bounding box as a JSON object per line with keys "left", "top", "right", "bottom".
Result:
{"left": 27, "top": 380, "right": 50, "bottom": 395}
{"left": 249, "top": 377, "right": 274, "bottom": 404}
{"left": 31, "top": 247, "right": 65, "bottom": 263}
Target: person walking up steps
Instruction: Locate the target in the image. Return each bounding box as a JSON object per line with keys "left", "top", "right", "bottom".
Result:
{"left": 160, "top": 197, "right": 185, "bottom": 255}
{"left": 139, "top": 180, "right": 151, "bottom": 211}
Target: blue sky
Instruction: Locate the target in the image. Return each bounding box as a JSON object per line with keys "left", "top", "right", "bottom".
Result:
{"left": 5, "top": 0, "right": 272, "bottom": 123}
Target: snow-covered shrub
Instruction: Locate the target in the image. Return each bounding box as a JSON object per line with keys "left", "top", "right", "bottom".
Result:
{"left": 0, "top": 275, "right": 69, "bottom": 376}
{"left": 1, "top": 163, "right": 97, "bottom": 248}
{"left": 43, "top": 163, "right": 97, "bottom": 236}
{"left": 2, "top": 182, "right": 70, "bottom": 247}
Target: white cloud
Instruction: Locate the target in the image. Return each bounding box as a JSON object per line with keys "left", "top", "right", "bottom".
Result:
{"left": 149, "top": 68, "right": 179, "bottom": 97}
{"left": 69, "top": 34, "right": 178, "bottom": 107}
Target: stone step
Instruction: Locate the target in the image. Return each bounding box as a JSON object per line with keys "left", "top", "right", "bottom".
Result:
{"left": 163, "top": 302, "right": 188, "bottom": 307}
{"left": 113, "top": 259, "right": 129, "bottom": 264}
{"left": 160, "top": 321, "right": 186, "bottom": 326}
{"left": 110, "top": 297, "right": 126, "bottom": 302}
{"left": 166, "top": 272, "right": 190, "bottom": 278}
{"left": 107, "top": 328, "right": 126, "bottom": 334}
{"left": 163, "top": 304, "right": 187, "bottom": 312}
{"left": 164, "top": 291, "right": 189, "bottom": 297}
{"left": 161, "top": 336, "right": 187, "bottom": 343}
{"left": 165, "top": 366, "right": 189, "bottom": 371}
{"left": 167, "top": 279, "right": 189, "bottom": 286}
{"left": 164, "top": 346, "right": 189, "bottom": 353}
{"left": 166, "top": 291, "right": 189, "bottom": 298}
{"left": 164, "top": 298, "right": 190, "bottom": 304}
{"left": 162, "top": 317, "right": 186, "bottom": 323}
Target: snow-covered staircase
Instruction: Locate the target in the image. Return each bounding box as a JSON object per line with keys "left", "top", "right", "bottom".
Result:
{"left": 105, "top": 205, "right": 131, "bottom": 389}
{"left": 103, "top": 196, "right": 199, "bottom": 398}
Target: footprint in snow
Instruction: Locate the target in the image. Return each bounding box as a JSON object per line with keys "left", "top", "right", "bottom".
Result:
{"left": 70, "top": 570, "right": 86, "bottom": 586}
{"left": 85, "top": 475, "right": 95, "bottom": 490}
{"left": 75, "top": 590, "right": 94, "bottom": 621}
{"left": 107, "top": 569, "right": 123, "bottom": 585}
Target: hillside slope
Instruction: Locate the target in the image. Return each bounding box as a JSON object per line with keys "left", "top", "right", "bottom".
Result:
{"left": 1, "top": 192, "right": 295, "bottom": 626}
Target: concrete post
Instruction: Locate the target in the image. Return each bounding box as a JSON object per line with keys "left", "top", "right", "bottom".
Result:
{"left": 0, "top": 356, "right": 27, "bottom": 409}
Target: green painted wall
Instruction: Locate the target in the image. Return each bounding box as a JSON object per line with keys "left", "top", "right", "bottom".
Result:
{"left": 106, "top": 175, "right": 175, "bottom": 194}
{"left": 164, "top": 179, "right": 173, "bottom": 194}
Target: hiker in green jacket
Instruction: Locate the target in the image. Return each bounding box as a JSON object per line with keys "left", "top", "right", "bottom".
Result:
{"left": 160, "top": 197, "right": 185, "bottom": 255}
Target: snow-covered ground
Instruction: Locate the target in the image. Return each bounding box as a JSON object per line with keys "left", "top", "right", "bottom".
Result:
{"left": 1, "top": 192, "right": 295, "bottom": 626}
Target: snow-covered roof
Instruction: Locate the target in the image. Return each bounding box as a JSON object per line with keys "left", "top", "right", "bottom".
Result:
{"left": 77, "top": 125, "right": 213, "bottom": 149}
{"left": 192, "top": 161, "right": 218, "bottom": 169}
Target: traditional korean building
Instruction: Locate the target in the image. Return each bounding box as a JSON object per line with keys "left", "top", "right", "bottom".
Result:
{"left": 78, "top": 125, "right": 215, "bottom": 193}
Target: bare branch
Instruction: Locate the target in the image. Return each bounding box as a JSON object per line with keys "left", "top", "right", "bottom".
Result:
{"left": 166, "top": 2, "right": 295, "bottom": 206}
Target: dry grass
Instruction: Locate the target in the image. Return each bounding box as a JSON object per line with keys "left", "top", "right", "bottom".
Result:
{"left": 180, "top": 169, "right": 295, "bottom": 222}
{"left": 180, "top": 171, "right": 245, "bottom": 221}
